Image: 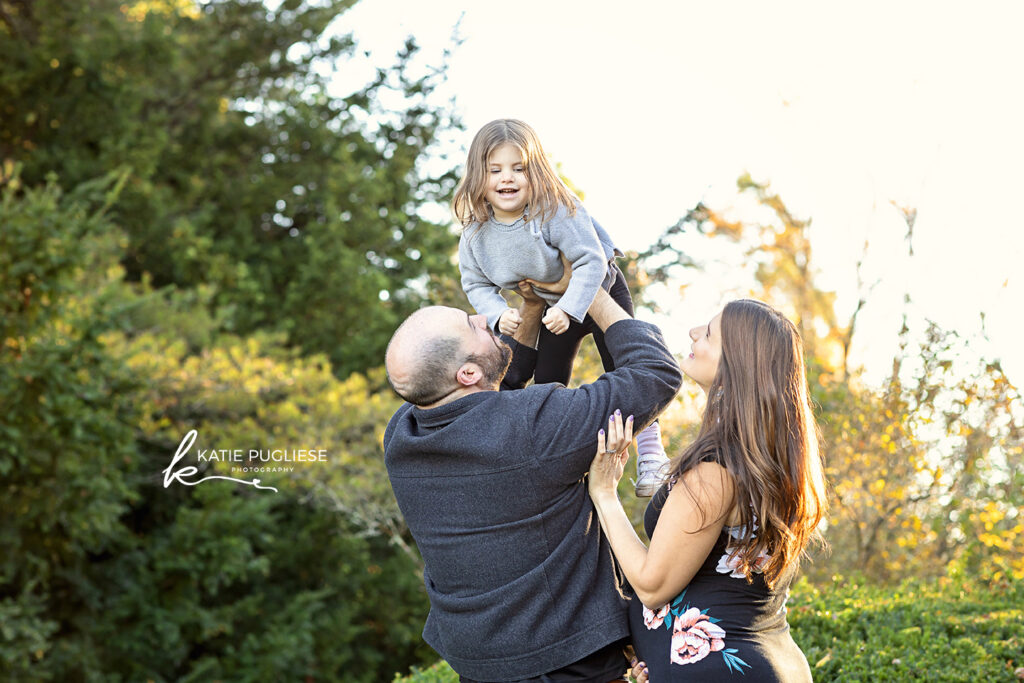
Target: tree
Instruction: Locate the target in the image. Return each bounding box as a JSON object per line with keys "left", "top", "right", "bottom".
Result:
{"left": 0, "top": 168, "right": 436, "bottom": 679}
{"left": 637, "top": 175, "right": 1024, "bottom": 583}
{"left": 0, "top": 170, "right": 141, "bottom": 676}
{"left": 2, "top": 1, "right": 467, "bottom": 677}
{"left": 1, "top": 0, "right": 462, "bottom": 379}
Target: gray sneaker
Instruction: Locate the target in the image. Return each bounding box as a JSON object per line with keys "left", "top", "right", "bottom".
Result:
{"left": 634, "top": 451, "right": 669, "bottom": 497}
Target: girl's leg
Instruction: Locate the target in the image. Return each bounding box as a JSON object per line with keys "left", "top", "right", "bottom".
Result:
{"left": 592, "top": 265, "right": 668, "bottom": 497}
{"left": 533, "top": 314, "right": 587, "bottom": 385}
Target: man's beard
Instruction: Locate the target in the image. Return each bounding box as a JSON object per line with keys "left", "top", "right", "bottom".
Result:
{"left": 468, "top": 337, "right": 513, "bottom": 388}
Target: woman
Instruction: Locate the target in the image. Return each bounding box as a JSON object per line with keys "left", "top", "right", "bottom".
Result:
{"left": 588, "top": 300, "right": 828, "bottom": 681}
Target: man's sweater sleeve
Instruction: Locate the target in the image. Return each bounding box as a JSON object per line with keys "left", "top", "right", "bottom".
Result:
{"left": 458, "top": 233, "right": 509, "bottom": 330}
{"left": 499, "top": 335, "right": 537, "bottom": 391}
{"left": 545, "top": 205, "right": 609, "bottom": 323}
{"left": 531, "top": 320, "right": 683, "bottom": 484}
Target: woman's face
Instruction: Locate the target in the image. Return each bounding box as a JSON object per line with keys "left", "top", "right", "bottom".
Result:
{"left": 681, "top": 313, "right": 723, "bottom": 393}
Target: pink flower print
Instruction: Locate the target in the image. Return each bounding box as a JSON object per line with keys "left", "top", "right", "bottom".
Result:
{"left": 715, "top": 548, "right": 770, "bottom": 579}
{"left": 715, "top": 550, "right": 745, "bottom": 579}
{"left": 669, "top": 607, "right": 726, "bottom": 665}
{"left": 642, "top": 603, "right": 671, "bottom": 630}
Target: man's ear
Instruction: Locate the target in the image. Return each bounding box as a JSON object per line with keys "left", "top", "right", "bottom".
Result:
{"left": 455, "top": 362, "right": 483, "bottom": 388}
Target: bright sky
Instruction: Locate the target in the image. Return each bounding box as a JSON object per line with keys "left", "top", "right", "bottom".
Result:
{"left": 336, "top": 0, "right": 1024, "bottom": 386}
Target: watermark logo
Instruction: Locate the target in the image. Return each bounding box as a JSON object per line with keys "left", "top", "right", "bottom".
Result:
{"left": 163, "top": 430, "right": 330, "bottom": 493}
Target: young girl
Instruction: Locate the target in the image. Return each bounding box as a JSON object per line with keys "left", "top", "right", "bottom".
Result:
{"left": 588, "top": 299, "right": 829, "bottom": 681}
{"left": 452, "top": 118, "right": 668, "bottom": 496}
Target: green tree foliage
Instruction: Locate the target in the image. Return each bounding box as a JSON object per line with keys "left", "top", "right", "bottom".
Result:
{"left": 0, "top": 172, "right": 140, "bottom": 677}
{"left": 1, "top": 0, "right": 461, "bottom": 379}
{"left": 1, "top": 0, "right": 464, "bottom": 676}
{"left": 1, "top": 171, "right": 433, "bottom": 679}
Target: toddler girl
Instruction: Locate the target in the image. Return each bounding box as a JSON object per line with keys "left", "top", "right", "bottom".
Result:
{"left": 453, "top": 118, "right": 668, "bottom": 496}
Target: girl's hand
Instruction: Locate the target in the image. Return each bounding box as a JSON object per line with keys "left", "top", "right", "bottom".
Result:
{"left": 498, "top": 308, "right": 521, "bottom": 336}
{"left": 542, "top": 306, "right": 570, "bottom": 335}
{"left": 588, "top": 411, "right": 634, "bottom": 501}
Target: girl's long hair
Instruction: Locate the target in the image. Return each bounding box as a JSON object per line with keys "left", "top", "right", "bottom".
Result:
{"left": 670, "top": 299, "right": 828, "bottom": 588}
{"left": 452, "top": 119, "right": 577, "bottom": 228}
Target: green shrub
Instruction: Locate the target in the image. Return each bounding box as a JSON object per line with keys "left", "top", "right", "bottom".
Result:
{"left": 0, "top": 177, "right": 434, "bottom": 681}
{"left": 392, "top": 660, "right": 459, "bottom": 683}
{"left": 790, "top": 576, "right": 1023, "bottom": 681}
{"left": 393, "top": 577, "right": 1024, "bottom": 682}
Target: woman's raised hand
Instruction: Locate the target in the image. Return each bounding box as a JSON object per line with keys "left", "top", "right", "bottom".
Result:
{"left": 588, "top": 410, "right": 634, "bottom": 501}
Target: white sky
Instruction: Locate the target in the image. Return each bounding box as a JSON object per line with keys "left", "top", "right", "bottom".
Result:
{"left": 336, "top": 0, "right": 1024, "bottom": 387}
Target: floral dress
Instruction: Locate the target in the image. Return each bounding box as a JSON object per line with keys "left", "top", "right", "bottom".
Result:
{"left": 627, "top": 482, "right": 813, "bottom": 682}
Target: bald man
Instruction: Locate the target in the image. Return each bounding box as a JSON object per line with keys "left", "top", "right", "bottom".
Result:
{"left": 383, "top": 285, "right": 682, "bottom": 683}
{"left": 386, "top": 307, "right": 515, "bottom": 407}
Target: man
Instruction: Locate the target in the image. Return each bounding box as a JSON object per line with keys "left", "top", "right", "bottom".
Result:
{"left": 384, "top": 279, "right": 681, "bottom": 683}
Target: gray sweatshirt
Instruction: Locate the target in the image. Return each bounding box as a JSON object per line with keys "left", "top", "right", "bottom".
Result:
{"left": 458, "top": 201, "right": 624, "bottom": 331}
{"left": 383, "top": 319, "right": 683, "bottom": 680}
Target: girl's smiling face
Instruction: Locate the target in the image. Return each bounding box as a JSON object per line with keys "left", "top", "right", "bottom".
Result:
{"left": 485, "top": 143, "right": 530, "bottom": 222}
{"left": 681, "top": 313, "right": 723, "bottom": 392}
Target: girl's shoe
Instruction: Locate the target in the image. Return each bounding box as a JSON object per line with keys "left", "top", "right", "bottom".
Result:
{"left": 634, "top": 422, "right": 669, "bottom": 497}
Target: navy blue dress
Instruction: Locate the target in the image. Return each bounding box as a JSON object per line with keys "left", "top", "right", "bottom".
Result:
{"left": 628, "top": 482, "right": 812, "bottom": 681}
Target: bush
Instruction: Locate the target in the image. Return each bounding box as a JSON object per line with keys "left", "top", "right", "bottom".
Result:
{"left": 392, "top": 660, "right": 459, "bottom": 683}
{"left": 790, "top": 576, "right": 1023, "bottom": 681}
{"left": 393, "top": 576, "right": 1024, "bottom": 682}
{"left": 0, "top": 176, "right": 434, "bottom": 681}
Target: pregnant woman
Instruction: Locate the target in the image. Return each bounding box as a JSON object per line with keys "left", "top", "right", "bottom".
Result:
{"left": 588, "top": 299, "right": 828, "bottom": 681}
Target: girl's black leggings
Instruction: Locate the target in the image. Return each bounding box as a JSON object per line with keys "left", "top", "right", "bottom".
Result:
{"left": 533, "top": 262, "right": 635, "bottom": 385}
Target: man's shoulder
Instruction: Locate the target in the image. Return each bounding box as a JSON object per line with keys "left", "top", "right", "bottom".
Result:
{"left": 604, "top": 317, "right": 659, "bottom": 340}
{"left": 386, "top": 388, "right": 558, "bottom": 429}
{"left": 484, "top": 383, "right": 576, "bottom": 418}
{"left": 383, "top": 402, "right": 414, "bottom": 448}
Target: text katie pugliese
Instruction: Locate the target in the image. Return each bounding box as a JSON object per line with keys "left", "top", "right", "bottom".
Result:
{"left": 198, "top": 448, "right": 328, "bottom": 463}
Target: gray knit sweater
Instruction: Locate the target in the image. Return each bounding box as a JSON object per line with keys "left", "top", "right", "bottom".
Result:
{"left": 458, "top": 201, "right": 624, "bottom": 331}
{"left": 383, "top": 319, "right": 682, "bottom": 680}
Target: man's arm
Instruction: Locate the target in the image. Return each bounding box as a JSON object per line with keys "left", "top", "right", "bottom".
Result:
{"left": 498, "top": 283, "right": 547, "bottom": 390}
{"left": 514, "top": 254, "right": 575, "bottom": 348}
{"left": 522, "top": 250, "right": 630, "bottom": 332}
{"left": 587, "top": 287, "right": 630, "bottom": 331}
{"left": 511, "top": 283, "right": 546, "bottom": 349}
{"left": 532, "top": 320, "right": 682, "bottom": 482}
{"left": 499, "top": 260, "right": 573, "bottom": 390}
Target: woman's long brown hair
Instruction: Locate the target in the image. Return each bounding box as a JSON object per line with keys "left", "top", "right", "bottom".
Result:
{"left": 669, "top": 299, "right": 828, "bottom": 587}
{"left": 452, "top": 119, "right": 577, "bottom": 228}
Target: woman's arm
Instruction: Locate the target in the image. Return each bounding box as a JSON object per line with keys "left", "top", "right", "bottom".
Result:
{"left": 589, "top": 413, "right": 735, "bottom": 609}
